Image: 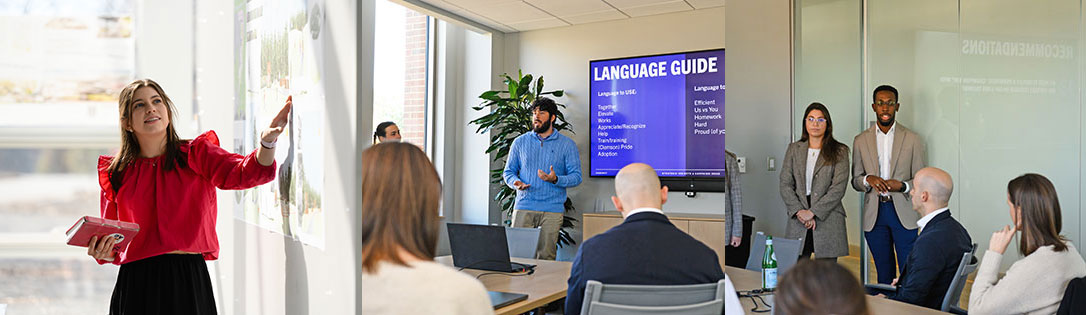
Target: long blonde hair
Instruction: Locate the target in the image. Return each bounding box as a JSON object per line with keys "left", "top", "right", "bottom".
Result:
{"left": 105, "top": 79, "right": 186, "bottom": 190}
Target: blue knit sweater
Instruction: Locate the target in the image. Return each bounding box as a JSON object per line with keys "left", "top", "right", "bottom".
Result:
{"left": 502, "top": 131, "right": 582, "bottom": 212}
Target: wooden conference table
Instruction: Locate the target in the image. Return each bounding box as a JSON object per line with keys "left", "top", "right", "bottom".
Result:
{"left": 436, "top": 256, "right": 572, "bottom": 315}
{"left": 726, "top": 266, "right": 949, "bottom": 314}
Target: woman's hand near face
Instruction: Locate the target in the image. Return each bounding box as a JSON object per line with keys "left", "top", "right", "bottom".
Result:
{"left": 988, "top": 225, "right": 1016, "bottom": 254}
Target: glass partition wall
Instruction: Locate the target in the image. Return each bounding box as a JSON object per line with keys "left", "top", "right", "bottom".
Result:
{"left": 795, "top": 0, "right": 1085, "bottom": 283}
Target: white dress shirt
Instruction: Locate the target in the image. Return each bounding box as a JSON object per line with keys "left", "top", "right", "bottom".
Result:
{"left": 624, "top": 207, "right": 665, "bottom": 219}
{"left": 805, "top": 148, "right": 820, "bottom": 195}
{"left": 877, "top": 123, "right": 895, "bottom": 180}
{"left": 866, "top": 122, "right": 910, "bottom": 194}
{"left": 916, "top": 207, "right": 949, "bottom": 233}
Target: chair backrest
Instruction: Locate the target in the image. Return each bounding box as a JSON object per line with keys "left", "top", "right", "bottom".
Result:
{"left": 581, "top": 279, "right": 726, "bottom": 315}
{"left": 504, "top": 227, "right": 541, "bottom": 259}
{"left": 941, "top": 243, "right": 978, "bottom": 313}
{"left": 744, "top": 232, "right": 803, "bottom": 275}
{"left": 1057, "top": 276, "right": 1086, "bottom": 315}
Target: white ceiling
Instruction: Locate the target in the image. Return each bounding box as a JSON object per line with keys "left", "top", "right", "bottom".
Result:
{"left": 415, "top": 0, "right": 724, "bottom": 33}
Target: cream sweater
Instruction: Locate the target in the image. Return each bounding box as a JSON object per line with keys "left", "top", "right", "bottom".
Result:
{"left": 969, "top": 243, "right": 1086, "bottom": 315}
{"left": 362, "top": 260, "right": 494, "bottom": 315}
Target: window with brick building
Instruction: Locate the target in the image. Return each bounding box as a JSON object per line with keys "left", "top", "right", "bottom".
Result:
{"left": 373, "top": 0, "right": 431, "bottom": 152}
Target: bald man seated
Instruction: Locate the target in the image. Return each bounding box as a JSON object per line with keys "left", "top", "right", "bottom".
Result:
{"left": 564, "top": 163, "right": 725, "bottom": 315}
{"left": 867, "top": 167, "right": 973, "bottom": 309}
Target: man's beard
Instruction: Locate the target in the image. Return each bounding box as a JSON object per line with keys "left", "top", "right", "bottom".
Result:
{"left": 878, "top": 117, "right": 895, "bottom": 127}
{"left": 534, "top": 119, "right": 553, "bottom": 134}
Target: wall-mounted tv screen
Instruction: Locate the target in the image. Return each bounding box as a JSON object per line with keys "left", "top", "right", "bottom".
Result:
{"left": 589, "top": 49, "right": 725, "bottom": 191}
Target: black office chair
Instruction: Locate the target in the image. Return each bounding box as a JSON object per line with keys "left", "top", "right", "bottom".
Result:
{"left": 1057, "top": 276, "right": 1086, "bottom": 315}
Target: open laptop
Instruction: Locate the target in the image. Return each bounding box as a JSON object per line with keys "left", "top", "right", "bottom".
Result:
{"left": 447, "top": 223, "right": 534, "bottom": 272}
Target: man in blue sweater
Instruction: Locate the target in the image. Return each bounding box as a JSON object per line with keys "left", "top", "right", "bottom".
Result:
{"left": 503, "top": 97, "right": 582, "bottom": 260}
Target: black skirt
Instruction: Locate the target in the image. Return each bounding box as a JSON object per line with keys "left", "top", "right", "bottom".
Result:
{"left": 110, "top": 254, "right": 217, "bottom": 315}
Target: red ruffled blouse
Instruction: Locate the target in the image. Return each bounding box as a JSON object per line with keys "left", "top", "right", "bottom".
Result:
{"left": 96, "top": 131, "right": 276, "bottom": 264}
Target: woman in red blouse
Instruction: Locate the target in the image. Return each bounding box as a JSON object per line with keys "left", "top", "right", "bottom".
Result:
{"left": 86, "top": 79, "right": 289, "bottom": 314}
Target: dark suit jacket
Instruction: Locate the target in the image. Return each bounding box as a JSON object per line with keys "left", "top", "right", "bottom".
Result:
{"left": 565, "top": 211, "right": 724, "bottom": 315}
{"left": 888, "top": 210, "right": 972, "bottom": 309}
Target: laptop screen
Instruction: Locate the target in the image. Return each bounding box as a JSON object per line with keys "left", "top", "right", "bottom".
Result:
{"left": 446, "top": 223, "right": 514, "bottom": 272}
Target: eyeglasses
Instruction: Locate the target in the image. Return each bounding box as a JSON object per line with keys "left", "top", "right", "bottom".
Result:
{"left": 874, "top": 101, "right": 899, "bottom": 107}
{"left": 805, "top": 117, "right": 827, "bottom": 124}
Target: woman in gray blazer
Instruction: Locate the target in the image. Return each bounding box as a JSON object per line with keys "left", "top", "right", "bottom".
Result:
{"left": 780, "top": 103, "right": 850, "bottom": 260}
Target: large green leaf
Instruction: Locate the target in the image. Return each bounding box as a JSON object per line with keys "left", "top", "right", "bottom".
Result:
{"left": 534, "top": 77, "right": 545, "bottom": 98}
{"left": 479, "top": 90, "right": 501, "bottom": 101}
{"left": 516, "top": 75, "right": 532, "bottom": 98}
{"left": 519, "top": 74, "right": 533, "bottom": 91}
{"left": 506, "top": 75, "right": 518, "bottom": 97}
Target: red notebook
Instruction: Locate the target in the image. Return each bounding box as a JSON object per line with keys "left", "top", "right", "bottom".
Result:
{"left": 65, "top": 216, "right": 140, "bottom": 251}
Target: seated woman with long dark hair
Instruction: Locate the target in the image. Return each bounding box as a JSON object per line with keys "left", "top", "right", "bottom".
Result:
{"left": 969, "top": 173, "right": 1086, "bottom": 314}
{"left": 360, "top": 142, "right": 492, "bottom": 314}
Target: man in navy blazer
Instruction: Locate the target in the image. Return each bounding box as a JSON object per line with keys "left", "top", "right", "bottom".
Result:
{"left": 869, "top": 167, "right": 972, "bottom": 309}
{"left": 565, "top": 163, "right": 724, "bottom": 315}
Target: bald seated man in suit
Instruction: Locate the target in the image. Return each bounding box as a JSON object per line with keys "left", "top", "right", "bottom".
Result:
{"left": 868, "top": 167, "right": 972, "bottom": 309}
{"left": 565, "top": 163, "right": 729, "bottom": 315}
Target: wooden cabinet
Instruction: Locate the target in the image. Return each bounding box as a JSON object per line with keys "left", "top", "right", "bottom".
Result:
{"left": 582, "top": 215, "right": 622, "bottom": 242}
{"left": 581, "top": 211, "right": 727, "bottom": 269}
{"left": 688, "top": 220, "right": 727, "bottom": 270}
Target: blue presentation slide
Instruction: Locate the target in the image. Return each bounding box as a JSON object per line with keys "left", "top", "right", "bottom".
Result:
{"left": 589, "top": 49, "right": 726, "bottom": 178}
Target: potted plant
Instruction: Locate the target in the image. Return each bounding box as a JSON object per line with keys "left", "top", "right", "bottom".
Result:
{"left": 471, "top": 71, "right": 577, "bottom": 248}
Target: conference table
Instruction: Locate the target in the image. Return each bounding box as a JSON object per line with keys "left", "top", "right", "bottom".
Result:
{"left": 436, "top": 256, "right": 572, "bottom": 315}
{"left": 726, "top": 266, "right": 949, "bottom": 314}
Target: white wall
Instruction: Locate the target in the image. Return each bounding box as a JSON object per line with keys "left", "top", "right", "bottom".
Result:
{"left": 504, "top": 7, "right": 725, "bottom": 260}
{"left": 723, "top": 0, "right": 794, "bottom": 242}
{"left": 793, "top": 0, "right": 863, "bottom": 248}
{"left": 432, "top": 20, "right": 494, "bottom": 256}
{"left": 435, "top": 20, "right": 493, "bottom": 226}
{"left": 195, "top": 0, "right": 360, "bottom": 314}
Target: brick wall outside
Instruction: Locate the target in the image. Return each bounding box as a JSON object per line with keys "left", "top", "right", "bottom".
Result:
{"left": 402, "top": 11, "right": 428, "bottom": 150}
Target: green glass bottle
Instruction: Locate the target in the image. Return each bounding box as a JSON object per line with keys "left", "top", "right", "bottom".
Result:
{"left": 762, "top": 236, "right": 778, "bottom": 290}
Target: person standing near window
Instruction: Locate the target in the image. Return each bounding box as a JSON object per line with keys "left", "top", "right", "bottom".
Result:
{"left": 87, "top": 79, "right": 288, "bottom": 314}
{"left": 852, "top": 85, "right": 927, "bottom": 284}
{"left": 780, "top": 102, "right": 850, "bottom": 260}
